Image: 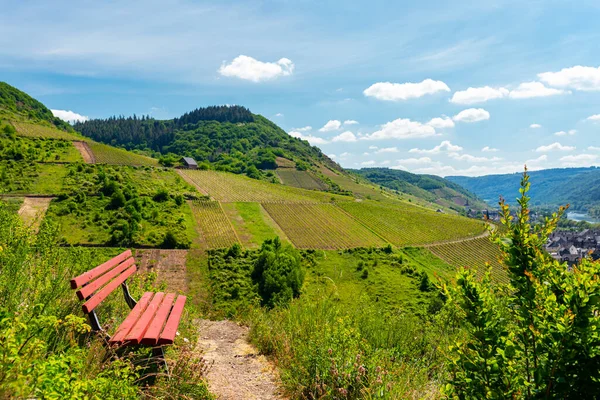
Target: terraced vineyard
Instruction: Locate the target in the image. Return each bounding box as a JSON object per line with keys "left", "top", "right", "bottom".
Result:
{"left": 262, "top": 203, "right": 386, "bottom": 249}
{"left": 189, "top": 200, "right": 240, "bottom": 249}
{"left": 428, "top": 236, "right": 507, "bottom": 283}
{"left": 180, "top": 170, "right": 348, "bottom": 203}
{"left": 12, "top": 121, "right": 81, "bottom": 140}
{"left": 88, "top": 142, "right": 159, "bottom": 166}
{"left": 338, "top": 201, "right": 486, "bottom": 246}
{"left": 276, "top": 169, "right": 328, "bottom": 190}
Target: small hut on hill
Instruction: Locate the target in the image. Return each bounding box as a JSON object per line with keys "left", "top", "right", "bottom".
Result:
{"left": 181, "top": 157, "right": 198, "bottom": 169}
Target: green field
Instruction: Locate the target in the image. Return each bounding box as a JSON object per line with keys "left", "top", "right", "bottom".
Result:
{"left": 0, "top": 162, "right": 68, "bottom": 195}
{"left": 221, "top": 202, "right": 288, "bottom": 248}
{"left": 338, "top": 200, "right": 486, "bottom": 246}
{"left": 427, "top": 236, "right": 507, "bottom": 283}
{"left": 189, "top": 200, "right": 239, "bottom": 249}
{"left": 12, "top": 121, "right": 82, "bottom": 140}
{"left": 0, "top": 135, "right": 82, "bottom": 163}
{"left": 0, "top": 196, "right": 23, "bottom": 213}
{"left": 180, "top": 169, "right": 349, "bottom": 203}
{"left": 276, "top": 169, "right": 328, "bottom": 190}
{"left": 262, "top": 202, "right": 386, "bottom": 249}
{"left": 88, "top": 142, "right": 159, "bottom": 166}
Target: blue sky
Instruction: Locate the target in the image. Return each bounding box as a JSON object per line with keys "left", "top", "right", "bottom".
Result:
{"left": 1, "top": 0, "right": 599, "bottom": 176}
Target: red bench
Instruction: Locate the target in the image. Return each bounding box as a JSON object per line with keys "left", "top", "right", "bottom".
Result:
{"left": 70, "top": 249, "right": 186, "bottom": 369}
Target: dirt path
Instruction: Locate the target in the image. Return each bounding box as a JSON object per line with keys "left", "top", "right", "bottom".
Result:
{"left": 73, "top": 141, "right": 96, "bottom": 163}
{"left": 135, "top": 249, "right": 188, "bottom": 293}
{"left": 422, "top": 228, "right": 490, "bottom": 248}
{"left": 18, "top": 197, "right": 52, "bottom": 233}
{"left": 196, "top": 320, "right": 283, "bottom": 400}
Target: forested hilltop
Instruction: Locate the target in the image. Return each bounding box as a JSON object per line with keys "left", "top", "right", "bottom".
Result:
{"left": 74, "top": 107, "right": 341, "bottom": 177}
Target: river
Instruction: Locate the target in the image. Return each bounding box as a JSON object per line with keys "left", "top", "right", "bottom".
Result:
{"left": 567, "top": 212, "right": 600, "bottom": 224}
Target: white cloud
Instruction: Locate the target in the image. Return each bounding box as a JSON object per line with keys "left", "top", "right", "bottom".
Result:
{"left": 450, "top": 86, "right": 508, "bottom": 104}
{"left": 452, "top": 108, "right": 490, "bottom": 123}
{"left": 362, "top": 118, "right": 437, "bottom": 140}
{"left": 363, "top": 152, "right": 370, "bottom": 156}
{"left": 409, "top": 140, "right": 463, "bottom": 154}
{"left": 395, "top": 157, "right": 433, "bottom": 165}
{"left": 51, "top": 109, "right": 89, "bottom": 123}
{"left": 331, "top": 131, "right": 357, "bottom": 142}
{"left": 554, "top": 129, "right": 577, "bottom": 136}
{"left": 288, "top": 131, "right": 328, "bottom": 145}
{"left": 381, "top": 160, "right": 391, "bottom": 165}
{"left": 361, "top": 160, "right": 376, "bottom": 166}
{"left": 368, "top": 146, "right": 378, "bottom": 150}
{"left": 448, "top": 153, "right": 502, "bottom": 163}
{"left": 538, "top": 65, "right": 600, "bottom": 91}
{"left": 560, "top": 154, "right": 598, "bottom": 163}
{"left": 586, "top": 114, "right": 600, "bottom": 122}
{"left": 508, "top": 81, "right": 569, "bottom": 99}
{"left": 274, "top": 113, "right": 284, "bottom": 117}
{"left": 588, "top": 146, "right": 600, "bottom": 151}
{"left": 319, "top": 120, "right": 342, "bottom": 132}
{"left": 375, "top": 147, "right": 399, "bottom": 154}
{"left": 343, "top": 120, "right": 359, "bottom": 125}
{"left": 218, "top": 55, "right": 294, "bottom": 82}
{"left": 535, "top": 142, "right": 575, "bottom": 152}
{"left": 481, "top": 146, "right": 499, "bottom": 152}
{"left": 426, "top": 116, "right": 455, "bottom": 129}
{"left": 530, "top": 123, "right": 542, "bottom": 129}
{"left": 294, "top": 126, "right": 312, "bottom": 132}
{"left": 328, "top": 154, "right": 337, "bottom": 159}
{"left": 363, "top": 79, "right": 450, "bottom": 101}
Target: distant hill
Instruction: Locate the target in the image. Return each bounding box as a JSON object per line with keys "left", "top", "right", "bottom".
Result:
{"left": 447, "top": 167, "right": 600, "bottom": 211}
{"left": 352, "top": 168, "right": 488, "bottom": 212}
{"left": 73, "top": 107, "right": 341, "bottom": 178}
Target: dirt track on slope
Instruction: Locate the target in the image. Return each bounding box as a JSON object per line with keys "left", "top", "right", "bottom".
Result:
{"left": 73, "top": 141, "right": 96, "bottom": 163}
{"left": 18, "top": 197, "right": 52, "bottom": 233}
{"left": 135, "top": 249, "right": 189, "bottom": 293}
{"left": 196, "top": 320, "right": 283, "bottom": 400}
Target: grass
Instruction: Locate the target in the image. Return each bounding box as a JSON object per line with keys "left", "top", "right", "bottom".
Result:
{"left": 0, "top": 162, "right": 68, "bottom": 195}
{"left": 11, "top": 121, "right": 82, "bottom": 140}
{"left": 275, "top": 169, "right": 328, "bottom": 190}
{"left": 221, "top": 202, "right": 288, "bottom": 248}
{"left": 0, "top": 196, "right": 23, "bottom": 213}
{"left": 262, "top": 203, "right": 387, "bottom": 249}
{"left": 427, "top": 236, "right": 507, "bottom": 283}
{"left": 88, "top": 142, "right": 160, "bottom": 166}
{"left": 179, "top": 169, "right": 349, "bottom": 203}
{"left": 338, "top": 200, "right": 487, "bottom": 246}
{"left": 188, "top": 200, "right": 239, "bottom": 249}
{"left": 0, "top": 135, "right": 83, "bottom": 163}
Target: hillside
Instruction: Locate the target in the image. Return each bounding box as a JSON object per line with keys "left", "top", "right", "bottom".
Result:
{"left": 352, "top": 167, "right": 487, "bottom": 212}
{"left": 448, "top": 167, "right": 600, "bottom": 211}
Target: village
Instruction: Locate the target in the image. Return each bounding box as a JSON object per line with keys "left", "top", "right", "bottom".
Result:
{"left": 545, "top": 229, "right": 600, "bottom": 264}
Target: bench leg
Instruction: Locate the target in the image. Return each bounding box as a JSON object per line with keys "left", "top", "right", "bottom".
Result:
{"left": 152, "top": 346, "right": 169, "bottom": 375}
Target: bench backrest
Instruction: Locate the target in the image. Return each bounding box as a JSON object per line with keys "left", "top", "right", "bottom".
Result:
{"left": 70, "top": 250, "right": 137, "bottom": 314}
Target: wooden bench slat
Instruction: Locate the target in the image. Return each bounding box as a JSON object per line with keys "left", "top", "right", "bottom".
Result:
{"left": 81, "top": 265, "right": 136, "bottom": 314}
{"left": 76, "top": 258, "right": 135, "bottom": 301}
{"left": 124, "top": 292, "right": 165, "bottom": 345}
{"left": 109, "top": 292, "right": 154, "bottom": 345}
{"left": 158, "top": 295, "right": 187, "bottom": 345}
{"left": 141, "top": 294, "right": 176, "bottom": 345}
{"left": 71, "top": 250, "right": 132, "bottom": 289}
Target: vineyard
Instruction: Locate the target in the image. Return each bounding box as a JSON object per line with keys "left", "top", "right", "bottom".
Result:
{"left": 427, "top": 236, "right": 508, "bottom": 283}
{"left": 189, "top": 200, "right": 240, "bottom": 249}
{"left": 276, "top": 169, "right": 328, "bottom": 190}
{"left": 179, "top": 170, "right": 348, "bottom": 203}
{"left": 88, "top": 142, "right": 159, "bottom": 166}
{"left": 262, "top": 202, "right": 386, "bottom": 249}
{"left": 326, "top": 172, "right": 390, "bottom": 201}
{"left": 338, "top": 201, "right": 486, "bottom": 246}
{"left": 12, "top": 121, "right": 81, "bottom": 140}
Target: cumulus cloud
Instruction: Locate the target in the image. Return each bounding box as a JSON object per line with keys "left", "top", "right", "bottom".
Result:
{"left": 218, "top": 55, "right": 294, "bottom": 82}
{"left": 481, "top": 146, "right": 499, "bottom": 152}
{"left": 51, "top": 109, "right": 89, "bottom": 123}
{"left": 362, "top": 118, "right": 437, "bottom": 140}
{"left": 538, "top": 65, "right": 600, "bottom": 91}
{"left": 361, "top": 160, "right": 376, "bottom": 166}
{"left": 452, "top": 108, "right": 490, "bottom": 123}
{"left": 363, "top": 79, "right": 450, "bottom": 101}
{"left": 554, "top": 129, "right": 577, "bottom": 136}
{"left": 375, "top": 147, "right": 399, "bottom": 154}
{"left": 560, "top": 154, "right": 598, "bottom": 163}
{"left": 294, "top": 126, "right": 312, "bottom": 132}
{"left": 288, "top": 131, "right": 328, "bottom": 145}
{"left": 274, "top": 113, "right": 283, "bottom": 117}
{"left": 450, "top": 86, "right": 508, "bottom": 104}
{"left": 508, "top": 81, "right": 569, "bottom": 99}
{"left": 535, "top": 142, "right": 575, "bottom": 152}
{"left": 448, "top": 153, "right": 502, "bottom": 163}
{"left": 426, "top": 116, "right": 455, "bottom": 129}
{"left": 343, "top": 120, "right": 359, "bottom": 125}
{"left": 587, "top": 114, "right": 600, "bottom": 122}
{"left": 395, "top": 157, "right": 433, "bottom": 165}
{"left": 530, "top": 123, "right": 542, "bottom": 128}
{"left": 588, "top": 146, "right": 600, "bottom": 151}
{"left": 319, "top": 120, "right": 342, "bottom": 132}
{"left": 328, "top": 154, "right": 337, "bottom": 159}
{"left": 331, "top": 131, "right": 357, "bottom": 142}
{"left": 409, "top": 140, "right": 463, "bottom": 154}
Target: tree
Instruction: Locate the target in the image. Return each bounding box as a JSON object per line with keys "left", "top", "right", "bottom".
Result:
{"left": 443, "top": 169, "right": 600, "bottom": 399}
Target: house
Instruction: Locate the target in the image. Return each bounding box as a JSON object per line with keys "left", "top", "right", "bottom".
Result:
{"left": 181, "top": 157, "right": 198, "bottom": 169}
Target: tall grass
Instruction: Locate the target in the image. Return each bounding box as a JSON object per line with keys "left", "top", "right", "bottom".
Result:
{"left": 248, "top": 289, "right": 459, "bottom": 399}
